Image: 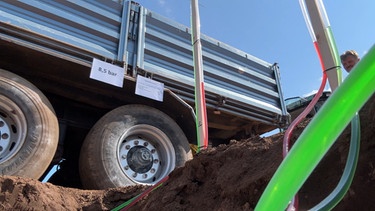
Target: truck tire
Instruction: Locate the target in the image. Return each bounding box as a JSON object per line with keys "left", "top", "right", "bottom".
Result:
{"left": 0, "top": 69, "right": 59, "bottom": 179}
{"left": 79, "top": 104, "right": 192, "bottom": 189}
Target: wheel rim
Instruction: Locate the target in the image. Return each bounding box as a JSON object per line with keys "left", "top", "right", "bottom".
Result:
{"left": 0, "top": 95, "right": 27, "bottom": 163}
{"left": 117, "top": 124, "right": 175, "bottom": 185}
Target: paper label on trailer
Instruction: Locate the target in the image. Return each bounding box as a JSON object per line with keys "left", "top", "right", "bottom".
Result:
{"left": 135, "top": 75, "right": 164, "bottom": 102}
{"left": 90, "top": 58, "right": 124, "bottom": 87}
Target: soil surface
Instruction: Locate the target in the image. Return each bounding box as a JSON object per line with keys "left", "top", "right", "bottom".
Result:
{"left": 1, "top": 95, "right": 375, "bottom": 211}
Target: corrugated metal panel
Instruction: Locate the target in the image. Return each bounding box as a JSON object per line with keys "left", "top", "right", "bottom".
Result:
{"left": 138, "top": 8, "right": 285, "bottom": 123}
{"left": 0, "top": 0, "right": 287, "bottom": 126}
{"left": 0, "top": 0, "right": 127, "bottom": 60}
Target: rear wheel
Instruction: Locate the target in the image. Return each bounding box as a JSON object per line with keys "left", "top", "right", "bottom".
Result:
{"left": 79, "top": 104, "right": 192, "bottom": 189}
{"left": 0, "top": 69, "right": 59, "bottom": 179}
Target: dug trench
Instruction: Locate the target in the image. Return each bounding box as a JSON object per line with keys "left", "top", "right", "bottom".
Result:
{"left": 0, "top": 94, "right": 374, "bottom": 210}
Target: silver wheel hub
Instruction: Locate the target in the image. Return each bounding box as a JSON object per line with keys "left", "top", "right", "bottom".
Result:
{"left": 116, "top": 124, "right": 175, "bottom": 185}
{"left": 0, "top": 95, "right": 27, "bottom": 163}
{"left": 119, "top": 138, "right": 161, "bottom": 183}
{"left": 0, "top": 116, "right": 11, "bottom": 158}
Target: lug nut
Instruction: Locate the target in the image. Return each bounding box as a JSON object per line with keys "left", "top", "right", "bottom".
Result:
{"left": 2, "top": 133, "right": 8, "bottom": 139}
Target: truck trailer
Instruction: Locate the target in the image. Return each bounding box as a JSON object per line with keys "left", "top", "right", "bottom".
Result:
{"left": 0, "top": 0, "right": 289, "bottom": 189}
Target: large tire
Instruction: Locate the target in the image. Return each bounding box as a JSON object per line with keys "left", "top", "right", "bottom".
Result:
{"left": 0, "top": 69, "right": 59, "bottom": 179}
{"left": 79, "top": 104, "right": 192, "bottom": 189}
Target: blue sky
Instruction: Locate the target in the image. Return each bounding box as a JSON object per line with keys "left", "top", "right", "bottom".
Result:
{"left": 133, "top": 0, "right": 374, "bottom": 99}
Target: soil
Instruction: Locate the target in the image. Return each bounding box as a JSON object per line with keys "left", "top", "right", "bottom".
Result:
{"left": 1, "top": 94, "right": 374, "bottom": 211}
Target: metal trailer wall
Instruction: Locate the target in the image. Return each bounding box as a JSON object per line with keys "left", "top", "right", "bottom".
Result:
{"left": 138, "top": 8, "right": 288, "bottom": 126}
{"left": 0, "top": 0, "right": 288, "bottom": 131}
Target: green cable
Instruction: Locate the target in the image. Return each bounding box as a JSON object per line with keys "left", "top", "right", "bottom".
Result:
{"left": 255, "top": 44, "right": 375, "bottom": 210}
{"left": 111, "top": 176, "right": 169, "bottom": 211}
{"left": 111, "top": 196, "right": 136, "bottom": 211}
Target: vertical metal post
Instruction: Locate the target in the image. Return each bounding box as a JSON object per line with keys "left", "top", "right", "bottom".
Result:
{"left": 191, "top": 0, "right": 208, "bottom": 151}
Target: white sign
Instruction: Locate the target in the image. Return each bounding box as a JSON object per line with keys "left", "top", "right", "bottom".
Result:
{"left": 90, "top": 58, "right": 124, "bottom": 87}
{"left": 135, "top": 75, "right": 164, "bottom": 102}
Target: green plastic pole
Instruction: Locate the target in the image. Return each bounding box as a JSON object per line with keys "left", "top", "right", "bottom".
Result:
{"left": 255, "top": 44, "right": 375, "bottom": 210}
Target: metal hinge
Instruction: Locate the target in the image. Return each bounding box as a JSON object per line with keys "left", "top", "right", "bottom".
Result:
{"left": 128, "top": 6, "right": 139, "bottom": 40}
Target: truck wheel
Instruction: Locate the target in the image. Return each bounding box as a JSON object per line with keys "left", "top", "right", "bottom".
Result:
{"left": 0, "top": 69, "right": 59, "bottom": 179}
{"left": 79, "top": 105, "right": 192, "bottom": 189}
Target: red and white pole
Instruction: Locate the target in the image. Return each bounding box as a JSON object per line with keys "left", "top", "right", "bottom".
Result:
{"left": 191, "top": 0, "right": 208, "bottom": 152}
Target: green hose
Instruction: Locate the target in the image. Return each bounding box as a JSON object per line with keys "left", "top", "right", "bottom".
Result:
{"left": 255, "top": 44, "right": 375, "bottom": 210}
{"left": 310, "top": 113, "right": 360, "bottom": 210}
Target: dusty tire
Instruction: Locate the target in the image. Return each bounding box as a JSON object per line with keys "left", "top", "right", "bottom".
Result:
{"left": 79, "top": 104, "right": 192, "bottom": 189}
{"left": 0, "top": 69, "right": 59, "bottom": 179}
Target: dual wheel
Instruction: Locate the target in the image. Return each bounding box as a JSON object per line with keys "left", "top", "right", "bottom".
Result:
{"left": 0, "top": 69, "right": 192, "bottom": 189}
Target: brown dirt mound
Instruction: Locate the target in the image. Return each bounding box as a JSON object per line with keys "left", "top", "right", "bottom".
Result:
{"left": 1, "top": 95, "right": 375, "bottom": 210}
{"left": 0, "top": 175, "right": 147, "bottom": 210}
